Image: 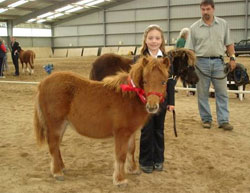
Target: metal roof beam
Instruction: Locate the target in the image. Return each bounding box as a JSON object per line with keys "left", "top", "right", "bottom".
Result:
{"left": 12, "top": 0, "right": 80, "bottom": 26}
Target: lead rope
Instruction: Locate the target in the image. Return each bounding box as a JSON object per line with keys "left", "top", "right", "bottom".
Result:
{"left": 173, "top": 110, "right": 177, "bottom": 137}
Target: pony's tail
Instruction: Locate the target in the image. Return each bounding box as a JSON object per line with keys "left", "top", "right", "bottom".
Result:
{"left": 30, "top": 52, "right": 35, "bottom": 69}
{"left": 34, "top": 91, "right": 46, "bottom": 146}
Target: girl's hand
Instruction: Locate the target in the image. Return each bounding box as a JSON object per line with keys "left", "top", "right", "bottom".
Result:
{"left": 167, "top": 105, "right": 175, "bottom": 112}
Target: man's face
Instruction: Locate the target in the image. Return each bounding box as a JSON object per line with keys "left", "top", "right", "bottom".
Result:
{"left": 200, "top": 4, "right": 214, "bottom": 21}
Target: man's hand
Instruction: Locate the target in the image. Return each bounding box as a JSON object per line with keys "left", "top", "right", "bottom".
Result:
{"left": 229, "top": 60, "right": 236, "bottom": 71}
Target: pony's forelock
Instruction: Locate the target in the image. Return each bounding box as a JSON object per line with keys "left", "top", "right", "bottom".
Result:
{"left": 168, "top": 48, "right": 196, "bottom": 67}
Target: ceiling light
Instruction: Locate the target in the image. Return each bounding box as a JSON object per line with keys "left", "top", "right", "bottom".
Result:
{"left": 65, "top": 6, "right": 83, "bottom": 13}
{"left": 55, "top": 5, "right": 74, "bottom": 12}
{"left": 8, "top": 0, "right": 28, "bottom": 8}
{"left": 37, "top": 19, "right": 46, "bottom": 23}
{"left": 37, "top": 12, "right": 54, "bottom": 19}
{"left": 27, "top": 18, "right": 36, "bottom": 22}
{"left": 0, "top": 8, "right": 8, "bottom": 13}
{"left": 86, "top": 0, "right": 105, "bottom": 6}
{"left": 76, "top": 0, "right": 94, "bottom": 5}
{"left": 47, "top": 13, "right": 64, "bottom": 19}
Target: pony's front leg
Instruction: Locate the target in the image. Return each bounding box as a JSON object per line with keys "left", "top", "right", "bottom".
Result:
{"left": 113, "top": 133, "right": 130, "bottom": 186}
{"left": 125, "top": 133, "right": 140, "bottom": 175}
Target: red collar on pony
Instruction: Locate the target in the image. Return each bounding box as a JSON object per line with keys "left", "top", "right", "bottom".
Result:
{"left": 120, "top": 76, "right": 164, "bottom": 104}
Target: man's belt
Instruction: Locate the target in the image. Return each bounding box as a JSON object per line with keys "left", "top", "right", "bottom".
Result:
{"left": 197, "top": 56, "right": 222, "bottom": 59}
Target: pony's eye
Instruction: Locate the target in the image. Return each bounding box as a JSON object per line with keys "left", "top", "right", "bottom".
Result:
{"left": 161, "top": 81, "right": 167, "bottom": 85}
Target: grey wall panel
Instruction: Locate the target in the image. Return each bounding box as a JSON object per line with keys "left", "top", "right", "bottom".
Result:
{"left": 54, "top": 26, "right": 78, "bottom": 37}
{"left": 171, "top": 5, "right": 200, "bottom": 19}
{"left": 78, "top": 25, "right": 104, "bottom": 35}
{"left": 135, "top": 33, "right": 143, "bottom": 45}
{"left": 108, "top": 0, "right": 167, "bottom": 10}
{"left": 57, "top": 11, "right": 104, "bottom": 26}
{"left": 106, "top": 10, "right": 135, "bottom": 23}
{"left": 54, "top": 37, "right": 78, "bottom": 47}
{"left": 170, "top": 18, "right": 197, "bottom": 31}
{"left": 32, "top": 38, "right": 52, "bottom": 47}
{"left": 231, "top": 30, "right": 246, "bottom": 42}
{"left": 18, "top": 38, "right": 33, "bottom": 47}
{"left": 136, "top": 21, "right": 168, "bottom": 32}
{"left": 79, "top": 36, "right": 104, "bottom": 46}
{"left": 136, "top": 7, "right": 168, "bottom": 21}
{"left": 51, "top": 0, "right": 249, "bottom": 47}
{"left": 225, "top": 16, "right": 246, "bottom": 29}
{"left": 106, "top": 34, "right": 135, "bottom": 46}
{"left": 215, "top": 2, "right": 245, "bottom": 16}
{"left": 106, "top": 23, "right": 135, "bottom": 34}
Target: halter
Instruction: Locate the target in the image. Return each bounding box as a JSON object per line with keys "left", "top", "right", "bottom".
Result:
{"left": 120, "top": 77, "right": 164, "bottom": 104}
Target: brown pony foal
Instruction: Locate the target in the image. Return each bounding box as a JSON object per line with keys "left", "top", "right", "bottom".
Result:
{"left": 19, "top": 49, "right": 35, "bottom": 74}
{"left": 34, "top": 56, "right": 170, "bottom": 186}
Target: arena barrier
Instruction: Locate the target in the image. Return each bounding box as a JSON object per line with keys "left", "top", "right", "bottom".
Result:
{"left": 101, "top": 47, "right": 118, "bottom": 55}
{"left": 53, "top": 49, "right": 68, "bottom": 57}
{"left": 0, "top": 80, "right": 248, "bottom": 101}
{"left": 117, "top": 47, "right": 136, "bottom": 55}
{"left": 67, "top": 48, "right": 83, "bottom": 57}
{"left": 82, "top": 48, "right": 99, "bottom": 56}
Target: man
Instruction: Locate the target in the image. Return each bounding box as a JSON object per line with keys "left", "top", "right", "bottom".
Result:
{"left": 185, "top": 0, "right": 236, "bottom": 130}
{"left": 10, "top": 37, "right": 21, "bottom": 76}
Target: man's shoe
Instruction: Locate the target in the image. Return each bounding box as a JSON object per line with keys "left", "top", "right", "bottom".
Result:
{"left": 140, "top": 165, "right": 153, "bottom": 173}
{"left": 202, "top": 122, "right": 211, "bottom": 129}
{"left": 154, "top": 163, "right": 163, "bottom": 171}
{"left": 219, "top": 123, "right": 233, "bottom": 131}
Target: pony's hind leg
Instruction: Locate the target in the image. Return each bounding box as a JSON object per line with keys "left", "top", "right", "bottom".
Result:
{"left": 113, "top": 132, "right": 130, "bottom": 186}
{"left": 125, "top": 133, "right": 140, "bottom": 175}
{"left": 47, "top": 121, "right": 67, "bottom": 181}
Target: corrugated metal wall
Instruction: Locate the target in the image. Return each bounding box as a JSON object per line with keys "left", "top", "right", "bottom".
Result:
{"left": 21, "top": 0, "right": 249, "bottom": 48}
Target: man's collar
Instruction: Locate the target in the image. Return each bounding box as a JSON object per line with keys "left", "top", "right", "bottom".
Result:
{"left": 199, "top": 16, "right": 218, "bottom": 27}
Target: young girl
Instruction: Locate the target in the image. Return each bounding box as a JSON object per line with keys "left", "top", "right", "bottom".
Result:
{"left": 135, "top": 25, "right": 176, "bottom": 173}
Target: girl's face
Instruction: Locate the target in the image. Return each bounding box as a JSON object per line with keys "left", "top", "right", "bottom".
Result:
{"left": 145, "top": 29, "right": 162, "bottom": 53}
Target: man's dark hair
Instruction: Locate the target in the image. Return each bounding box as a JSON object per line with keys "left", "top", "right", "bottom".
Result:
{"left": 200, "top": 0, "right": 214, "bottom": 8}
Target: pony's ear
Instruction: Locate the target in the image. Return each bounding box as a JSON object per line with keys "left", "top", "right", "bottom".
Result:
{"left": 130, "top": 61, "right": 144, "bottom": 88}
{"left": 163, "top": 57, "right": 170, "bottom": 69}
{"left": 141, "top": 57, "right": 149, "bottom": 66}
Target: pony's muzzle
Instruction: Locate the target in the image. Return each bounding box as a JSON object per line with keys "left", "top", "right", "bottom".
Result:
{"left": 146, "top": 103, "right": 159, "bottom": 114}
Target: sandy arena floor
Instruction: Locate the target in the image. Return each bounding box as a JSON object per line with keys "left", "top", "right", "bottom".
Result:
{"left": 0, "top": 56, "right": 250, "bottom": 193}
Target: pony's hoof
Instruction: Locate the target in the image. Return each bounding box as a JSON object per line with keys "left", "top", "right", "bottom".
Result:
{"left": 113, "top": 179, "right": 128, "bottom": 187}
{"left": 54, "top": 175, "right": 64, "bottom": 181}
{"left": 126, "top": 168, "right": 141, "bottom": 175}
{"left": 130, "top": 169, "right": 141, "bottom": 175}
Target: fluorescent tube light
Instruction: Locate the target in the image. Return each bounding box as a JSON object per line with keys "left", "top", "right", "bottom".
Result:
{"left": 65, "top": 6, "right": 83, "bottom": 13}
{"left": 37, "top": 19, "right": 46, "bottom": 23}
{"left": 86, "top": 0, "right": 105, "bottom": 6}
{"left": 0, "top": 8, "right": 8, "bottom": 13}
{"left": 76, "top": 0, "right": 94, "bottom": 5}
{"left": 37, "top": 12, "right": 54, "bottom": 18}
{"left": 27, "top": 18, "right": 36, "bottom": 22}
{"left": 55, "top": 5, "right": 74, "bottom": 12}
{"left": 8, "top": 0, "right": 28, "bottom": 8}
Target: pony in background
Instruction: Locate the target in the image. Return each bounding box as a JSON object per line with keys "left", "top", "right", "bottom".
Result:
{"left": 34, "top": 56, "right": 170, "bottom": 186}
{"left": 19, "top": 49, "right": 35, "bottom": 74}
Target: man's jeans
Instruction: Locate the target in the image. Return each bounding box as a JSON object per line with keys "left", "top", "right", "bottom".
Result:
{"left": 196, "top": 58, "right": 229, "bottom": 125}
